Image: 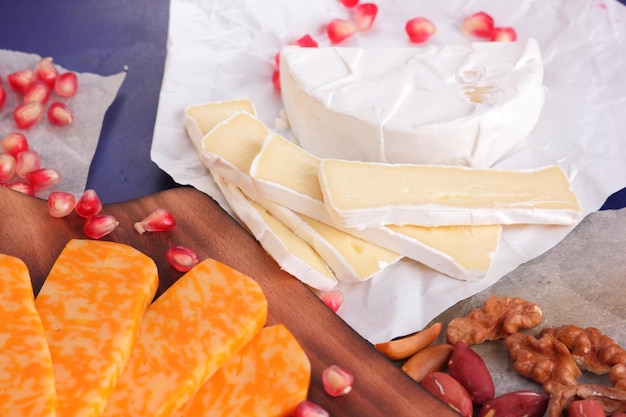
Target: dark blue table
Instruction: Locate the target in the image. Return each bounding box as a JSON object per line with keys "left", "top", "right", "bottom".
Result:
{"left": 1, "top": 0, "right": 624, "bottom": 209}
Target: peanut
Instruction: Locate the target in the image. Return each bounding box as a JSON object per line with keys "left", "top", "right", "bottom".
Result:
{"left": 477, "top": 390, "right": 548, "bottom": 417}
{"left": 568, "top": 399, "right": 606, "bottom": 417}
{"left": 401, "top": 343, "right": 453, "bottom": 383}
{"left": 374, "top": 322, "right": 442, "bottom": 360}
{"left": 448, "top": 341, "right": 495, "bottom": 405}
{"left": 420, "top": 371, "right": 473, "bottom": 417}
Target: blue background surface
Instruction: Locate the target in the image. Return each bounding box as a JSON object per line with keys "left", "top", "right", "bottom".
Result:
{"left": 1, "top": 0, "right": 624, "bottom": 209}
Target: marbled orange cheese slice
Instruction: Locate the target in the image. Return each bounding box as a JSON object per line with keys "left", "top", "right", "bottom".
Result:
{"left": 173, "top": 324, "right": 310, "bottom": 417}
{"left": 0, "top": 253, "right": 56, "bottom": 417}
{"left": 102, "top": 257, "right": 268, "bottom": 417}
{"left": 35, "top": 239, "right": 159, "bottom": 417}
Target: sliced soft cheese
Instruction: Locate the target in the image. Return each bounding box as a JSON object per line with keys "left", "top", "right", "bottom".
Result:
{"left": 251, "top": 133, "right": 501, "bottom": 280}
{"left": 184, "top": 98, "right": 256, "bottom": 153}
{"left": 279, "top": 40, "right": 545, "bottom": 167}
{"left": 259, "top": 198, "right": 402, "bottom": 283}
{"left": 319, "top": 159, "right": 582, "bottom": 228}
{"left": 214, "top": 175, "right": 337, "bottom": 291}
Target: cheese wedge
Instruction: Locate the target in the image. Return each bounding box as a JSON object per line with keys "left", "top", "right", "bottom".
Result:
{"left": 35, "top": 239, "right": 159, "bottom": 417}
{"left": 184, "top": 98, "right": 256, "bottom": 153}
{"left": 214, "top": 175, "right": 338, "bottom": 291}
{"left": 250, "top": 133, "right": 501, "bottom": 280}
{"left": 0, "top": 254, "right": 56, "bottom": 417}
{"left": 173, "top": 324, "right": 310, "bottom": 417}
{"left": 102, "top": 258, "right": 268, "bottom": 417}
{"left": 319, "top": 159, "right": 582, "bottom": 228}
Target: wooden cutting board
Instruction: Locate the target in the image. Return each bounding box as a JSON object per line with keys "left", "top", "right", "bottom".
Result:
{"left": 0, "top": 185, "right": 456, "bottom": 417}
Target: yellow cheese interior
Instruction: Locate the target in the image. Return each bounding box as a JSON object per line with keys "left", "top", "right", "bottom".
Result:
{"left": 187, "top": 99, "right": 255, "bottom": 137}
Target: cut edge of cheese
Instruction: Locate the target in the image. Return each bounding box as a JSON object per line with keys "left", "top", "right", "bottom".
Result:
{"left": 173, "top": 324, "right": 310, "bottom": 417}
{"left": 0, "top": 253, "right": 56, "bottom": 417}
{"left": 102, "top": 257, "right": 268, "bottom": 417}
{"left": 35, "top": 239, "right": 159, "bottom": 417}
{"left": 318, "top": 159, "right": 582, "bottom": 228}
{"left": 214, "top": 174, "right": 337, "bottom": 291}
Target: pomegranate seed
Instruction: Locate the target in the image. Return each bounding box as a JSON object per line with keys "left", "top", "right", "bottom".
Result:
{"left": 7, "top": 180, "right": 35, "bottom": 196}
{"left": 272, "top": 69, "right": 281, "bottom": 91}
{"left": 293, "top": 401, "right": 330, "bottom": 417}
{"left": 327, "top": 18, "right": 357, "bottom": 44}
{"left": 274, "top": 52, "right": 280, "bottom": 68}
{"left": 491, "top": 27, "right": 517, "bottom": 42}
{"left": 13, "top": 101, "right": 44, "bottom": 129}
{"left": 35, "top": 57, "right": 59, "bottom": 89}
{"left": 0, "top": 154, "right": 17, "bottom": 182}
{"left": 84, "top": 214, "right": 119, "bottom": 239}
{"left": 47, "top": 102, "right": 73, "bottom": 126}
{"left": 47, "top": 191, "right": 76, "bottom": 218}
{"left": 26, "top": 167, "right": 60, "bottom": 190}
{"left": 319, "top": 290, "right": 344, "bottom": 313}
{"left": 461, "top": 11, "right": 495, "bottom": 39}
{"left": 354, "top": 3, "right": 378, "bottom": 31}
{"left": 406, "top": 17, "right": 437, "bottom": 43}
{"left": 339, "top": 0, "right": 359, "bottom": 7}
{"left": 54, "top": 72, "right": 78, "bottom": 97}
{"left": 294, "top": 34, "right": 318, "bottom": 48}
{"left": 0, "top": 84, "right": 6, "bottom": 110}
{"left": 24, "top": 80, "right": 52, "bottom": 104}
{"left": 75, "top": 189, "right": 103, "bottom": 218}
{"left": 322, "top": 365, "right": 354, "bottom": 396}
{"left": 7, "top": 69, "right": 36, "bottom": 94}
{"left": 15, "top": 150, "right": 42, "bottom": 178}
{"left": 165, "top": 246, "right": 200, "bottom": 272}
{"left": 1, "top": 132, "right": 29, "bottom": 157}
{"left": 134, "top": 208, "right": 176, "bottom": 234}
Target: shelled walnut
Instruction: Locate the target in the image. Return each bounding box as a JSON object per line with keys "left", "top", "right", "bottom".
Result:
{"left": 547, "top": 383, "right": 626, "bottom": 417}
{"left": 446, "top": 295, "right": 543, "bottom": 345}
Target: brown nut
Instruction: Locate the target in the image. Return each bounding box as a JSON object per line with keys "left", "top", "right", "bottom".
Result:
{"left": 477, "top": 390, "right": 549, "bottom": 417}
{"left": 401, "top": 343, "right": 453, "bottom": 383}
{"left": 568, "top": 399, "right": 607, "bottom": 417}
{"left": 375, "top": 322, "right": 442, "bottom": 360}
{"left": 448, "top": 341, "right": 495, "bottom": 406}
{"left": 421, "top": 371, "right": 473, "bottom": 417}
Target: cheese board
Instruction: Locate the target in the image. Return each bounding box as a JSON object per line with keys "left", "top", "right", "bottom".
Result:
{"left": 0, "top": 185, "right": 457, "bottom": 417}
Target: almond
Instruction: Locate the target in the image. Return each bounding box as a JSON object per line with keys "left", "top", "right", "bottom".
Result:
{"left": 568, "top": 399, "right": 606, "bottom": 417}
{"left": 375, "top": 322, "right": 442, "bottom": 360}
{"left": 477, "top": 390, "right": 549, "bottom": 417}
{"left": 401, "top": 343, "right": 453, "bottom": 383}
{"left": 421, "top": 371, "right": 473, "bottom": 417}
{"left": 448, "top": 341, "right": 495, "bottom": 405}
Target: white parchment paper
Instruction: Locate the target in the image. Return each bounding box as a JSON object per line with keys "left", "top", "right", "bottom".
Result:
{"left": 152, "top": 0, "right": 626, "bottom": 343}
{"left": 0, "top": 50, "right": 126, "bottom": 199}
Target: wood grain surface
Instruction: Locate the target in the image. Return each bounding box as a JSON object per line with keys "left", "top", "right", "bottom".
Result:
{"left": 0, "top": 185, "right": 457, "bottom": 417}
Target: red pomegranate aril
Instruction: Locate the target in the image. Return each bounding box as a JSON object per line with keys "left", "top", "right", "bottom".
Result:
{"left": 54, "top": 72, "right": 78, "bottom": 97}
{"left": 26, "top": 167, "right": 60, "bottom": 190}
{"left": 294, "top": 34, "right": 318, "bottom": 48}
{"left": 293, "top": 401, "right": 330, "bottom": 417}
{"left": 35, "top": 57, "right": 59, "bottom": 88}
{"left": 15, "top": 150, "right": 42, "bottom": 178}
{"left": 13, "top": 101, "right": 44, "bottom": 129}
{"left": 406, "top": 17, "right": 437, "bottom": 43}
{"left": 0, "top": 84, "right": 6, "bottom": 110}
{"left": 322, "top": 365, "right": 354, "bottom": 396}
{"left": 165, "top": 246, "right": 200, "bottom": 272}
{"left": 84, "top": 214, "right": 119, "bottom": 239}
{"left": 272, "top": 69, "right": 281, "bottom": 91}
{"left": 7, "top": 69, "right": 36, "bottom": 94}
{"left": 47, "top": 102, "right": 73, "bottom": 126}
{"left": 75, "top": 189, "right": 103, "bottom": 218}
{"left": 461, "top": 11, "right": 495, "bottom": 39}
{"left": 7, "top": 180, "right": 35, "bottom": 196}
{"left": 340, "top": 0, "right": 359, "bottom": 7}
{"left": 491, "top": 27, "right": 517, "bottom": 42}
{"left": 24, "top": 80, "right": 52, "bottom": 104}
{"left": 320, "top": 289, "right": 344, "bottom": 313}
{"left": 47, "top": 191, "right": 76, "bottom": 218}
{"left": 0, "top": 154, "right": 17, "bottom": 182}
{"left": 354, "top": 3, "right": 378, "bottom": 31}
{"left": 1, "top": 132, "right": 29, "bottom": 157}
{"left": 134, "top": 208, "right": 176, "bottom": 234}
{"left": 327, "top": 18, "right": 357, "bottom": 44}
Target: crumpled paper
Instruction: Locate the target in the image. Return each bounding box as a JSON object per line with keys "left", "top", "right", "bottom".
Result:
{"left": 0, "top": 49, "right": 126, "bottom": 199}
{"left": 151, "top": 0, "right": 626, "bottom": 343}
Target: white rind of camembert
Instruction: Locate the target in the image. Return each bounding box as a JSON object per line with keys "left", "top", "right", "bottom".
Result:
{"left": 279, "top": 39, "right": 545, "bottom": 167}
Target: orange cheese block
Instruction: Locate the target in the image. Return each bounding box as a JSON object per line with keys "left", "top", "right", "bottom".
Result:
{"left": 35, "top": 239, "right": 159, "bottom": 417}
{"left": 102, "top": 257, "right": 268, "bottom": 417}
{"left": 0, "top": 254, "right": 56, "bottom": 417}
{"left": 174, "top": 324, "right": 310, "bottom": 417}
